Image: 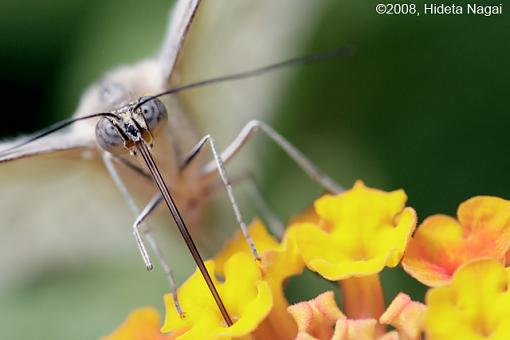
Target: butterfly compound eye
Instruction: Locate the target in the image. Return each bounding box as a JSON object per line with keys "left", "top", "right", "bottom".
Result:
{"left": 95, "top": 117, "right": 126, "bottom": 154}
{"left": 139, "top": 97, "right": 168, "bottom": 135}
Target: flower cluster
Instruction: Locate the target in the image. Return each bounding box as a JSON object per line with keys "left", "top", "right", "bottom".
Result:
{"left": 102, "top": 181, "right": 510, "bottom": 340}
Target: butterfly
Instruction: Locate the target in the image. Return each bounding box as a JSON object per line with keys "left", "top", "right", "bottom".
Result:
{"left": 0, "top": 0, "right": 345, "bottom": 320}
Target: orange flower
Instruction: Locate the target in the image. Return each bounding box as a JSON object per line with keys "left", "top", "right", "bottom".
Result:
{"left": 287, "top": 291, "right": 426, "bottom": 340}
{"left": 288, "top": 291, "right": 345, "bottom": 340}
{"left": 425, "top": 259, "right": 510, "bottom": 339}
{"left": 101, "top": 307, "right": 171, "bottom": 340}
{"left": 402, "top": 196, "right": 510, "bottom": 287}
{"left": 380, "top": 293, "right": 427, "bottom": 340}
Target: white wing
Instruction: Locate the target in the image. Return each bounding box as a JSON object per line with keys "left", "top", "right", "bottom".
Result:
{"left": 0, "top": 0, "right": 204, "bottom": 280}
{"left": 0, "top": 141, "right": 137, "bottom": 282}
{"left": 159, "top": 0, "right": 201, "bottom": 80}
{"left": 164, "top": 0, "right": 324, "bottom": 154}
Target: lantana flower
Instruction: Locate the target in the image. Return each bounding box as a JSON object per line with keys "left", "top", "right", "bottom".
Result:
{"left": 103, "top": 181, "right": 510, "bottom": 340}
{"left": 402, "top": 196, "right": 510, "bottom": 287}
{"left": 290, "top": 181, "right": 417, "bottom": 325}
{"left": 291, "top": 180, "right": 417, "bottom": 280}
{"left": 161, "top": 252, "right": 273, "bottom": 340}
{"left": 425, "top": 258, "right": 510, "bottom": 339}
{"left": 287, "top": 290, "right": 426, "bottom": 340}
{"left": 215, "top": 219, "right": 305, "bottom": 340}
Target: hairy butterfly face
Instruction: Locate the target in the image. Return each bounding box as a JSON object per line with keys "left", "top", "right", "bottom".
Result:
{"left": 95, "top": 97, "right": 168, "bottom": 154}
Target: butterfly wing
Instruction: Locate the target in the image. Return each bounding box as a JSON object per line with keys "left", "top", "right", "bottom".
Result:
{"left": 163, "top": 0, "right": 325, "bottom": 150}
{"left": 159, "top": 0, "right": 201, "bottom": 80}
{"left": 0, "top": 127, "right": 95, "bottom": 163}
{"left": 0, "top": 131, "right": 138, "bottom": 279}
{"left": 0, "top": 0, "right": 215, "bottom": 279}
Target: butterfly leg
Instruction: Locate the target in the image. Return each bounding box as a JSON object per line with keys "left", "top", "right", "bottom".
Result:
{"left": 133, "top": 194, "right": 183, "bottom": 316}
{"left": 103, "top": 153, "right": 152, "bottom": 268}
{"left": 180, "top": 135, "right": 260, "bottom": 260}
{"left": 199, "top": 120, "right": 343, "bottom": 194}
{"left": 102, "top": 153, "right": 182, "bottom": 316}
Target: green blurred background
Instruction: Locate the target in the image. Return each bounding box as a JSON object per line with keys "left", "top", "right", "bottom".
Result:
{"left": 0, "top": 0, "right": 509, "bottom": 338}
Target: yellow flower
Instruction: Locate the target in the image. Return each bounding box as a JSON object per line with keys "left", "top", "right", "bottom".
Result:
{"left": 215, "top": 219, "right": 280, "bottom": 273}
{"left": 101, "top": 307, "right": 171, "bottom": 340}
{"left": 215, "top": 219, "right": 305, "bottom": 340}
{"left": 425, "top": 258, "right": 510, "bottom": 339}
{"left": 292, "top": 180, "right": 417, "bottom": 280}
{"left": 402, "top": 196, "right": 510, "bottom": 287}
{"left": 290, "top": 181, "right": 416, "bottom": 324}
{"left": 287, "top": 291, "right": 426, "bottom": 340}
{"left": 161, "top": 252, "right": 272, "bottom": 340}
{"left": 105, "top": 181, "right": 428, "bottom": 340}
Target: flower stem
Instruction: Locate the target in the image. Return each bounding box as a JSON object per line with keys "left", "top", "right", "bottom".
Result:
{"left": 339, "top": 274, "right": 385, "bottom": 334}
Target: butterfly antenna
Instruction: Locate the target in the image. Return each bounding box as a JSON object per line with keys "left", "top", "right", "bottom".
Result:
{"left": 3, "top": 47, "right": 352, "bottom": 155}
{"left": 136, "top": 46, "right": 353, "bottom": 109}
{"left": 0, "top": 112, "right": 117, "bottom": 157}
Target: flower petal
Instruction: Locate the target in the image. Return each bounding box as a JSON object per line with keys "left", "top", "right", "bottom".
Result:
{"left": 288, "top": 291, "right": 345, "bottom": 340}
{"left": 332, "top": 319, "right": 378, "bottom": 340}
{"left": 403, "top": 196, "right": 510, "bottom": 287}
{"left": 425, "top": 259, "right": 510, "bottom": 339}
{"left": 288, "top": 290, "right": 423, "bottom": 340}
{"left": 380, "top": 293, "right": 426, "bottom": 340}
{"left": 101, "top": 307, "right": 171, "bottom": 340}
{"left": 215, "top": 220, "right": 304, "bottom": 340}
{"left": 294, "top": 181, "right": 417, "bottom": 280}
{"left": 215, "top": 219, "right": 279, "bottom": 274}
{"left": 162, "top": 252, "right": 272, "bottom": 340}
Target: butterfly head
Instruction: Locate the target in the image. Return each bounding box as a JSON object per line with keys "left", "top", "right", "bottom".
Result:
{"left": 95, "top": 96, "right": 168, "bottom": 155}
